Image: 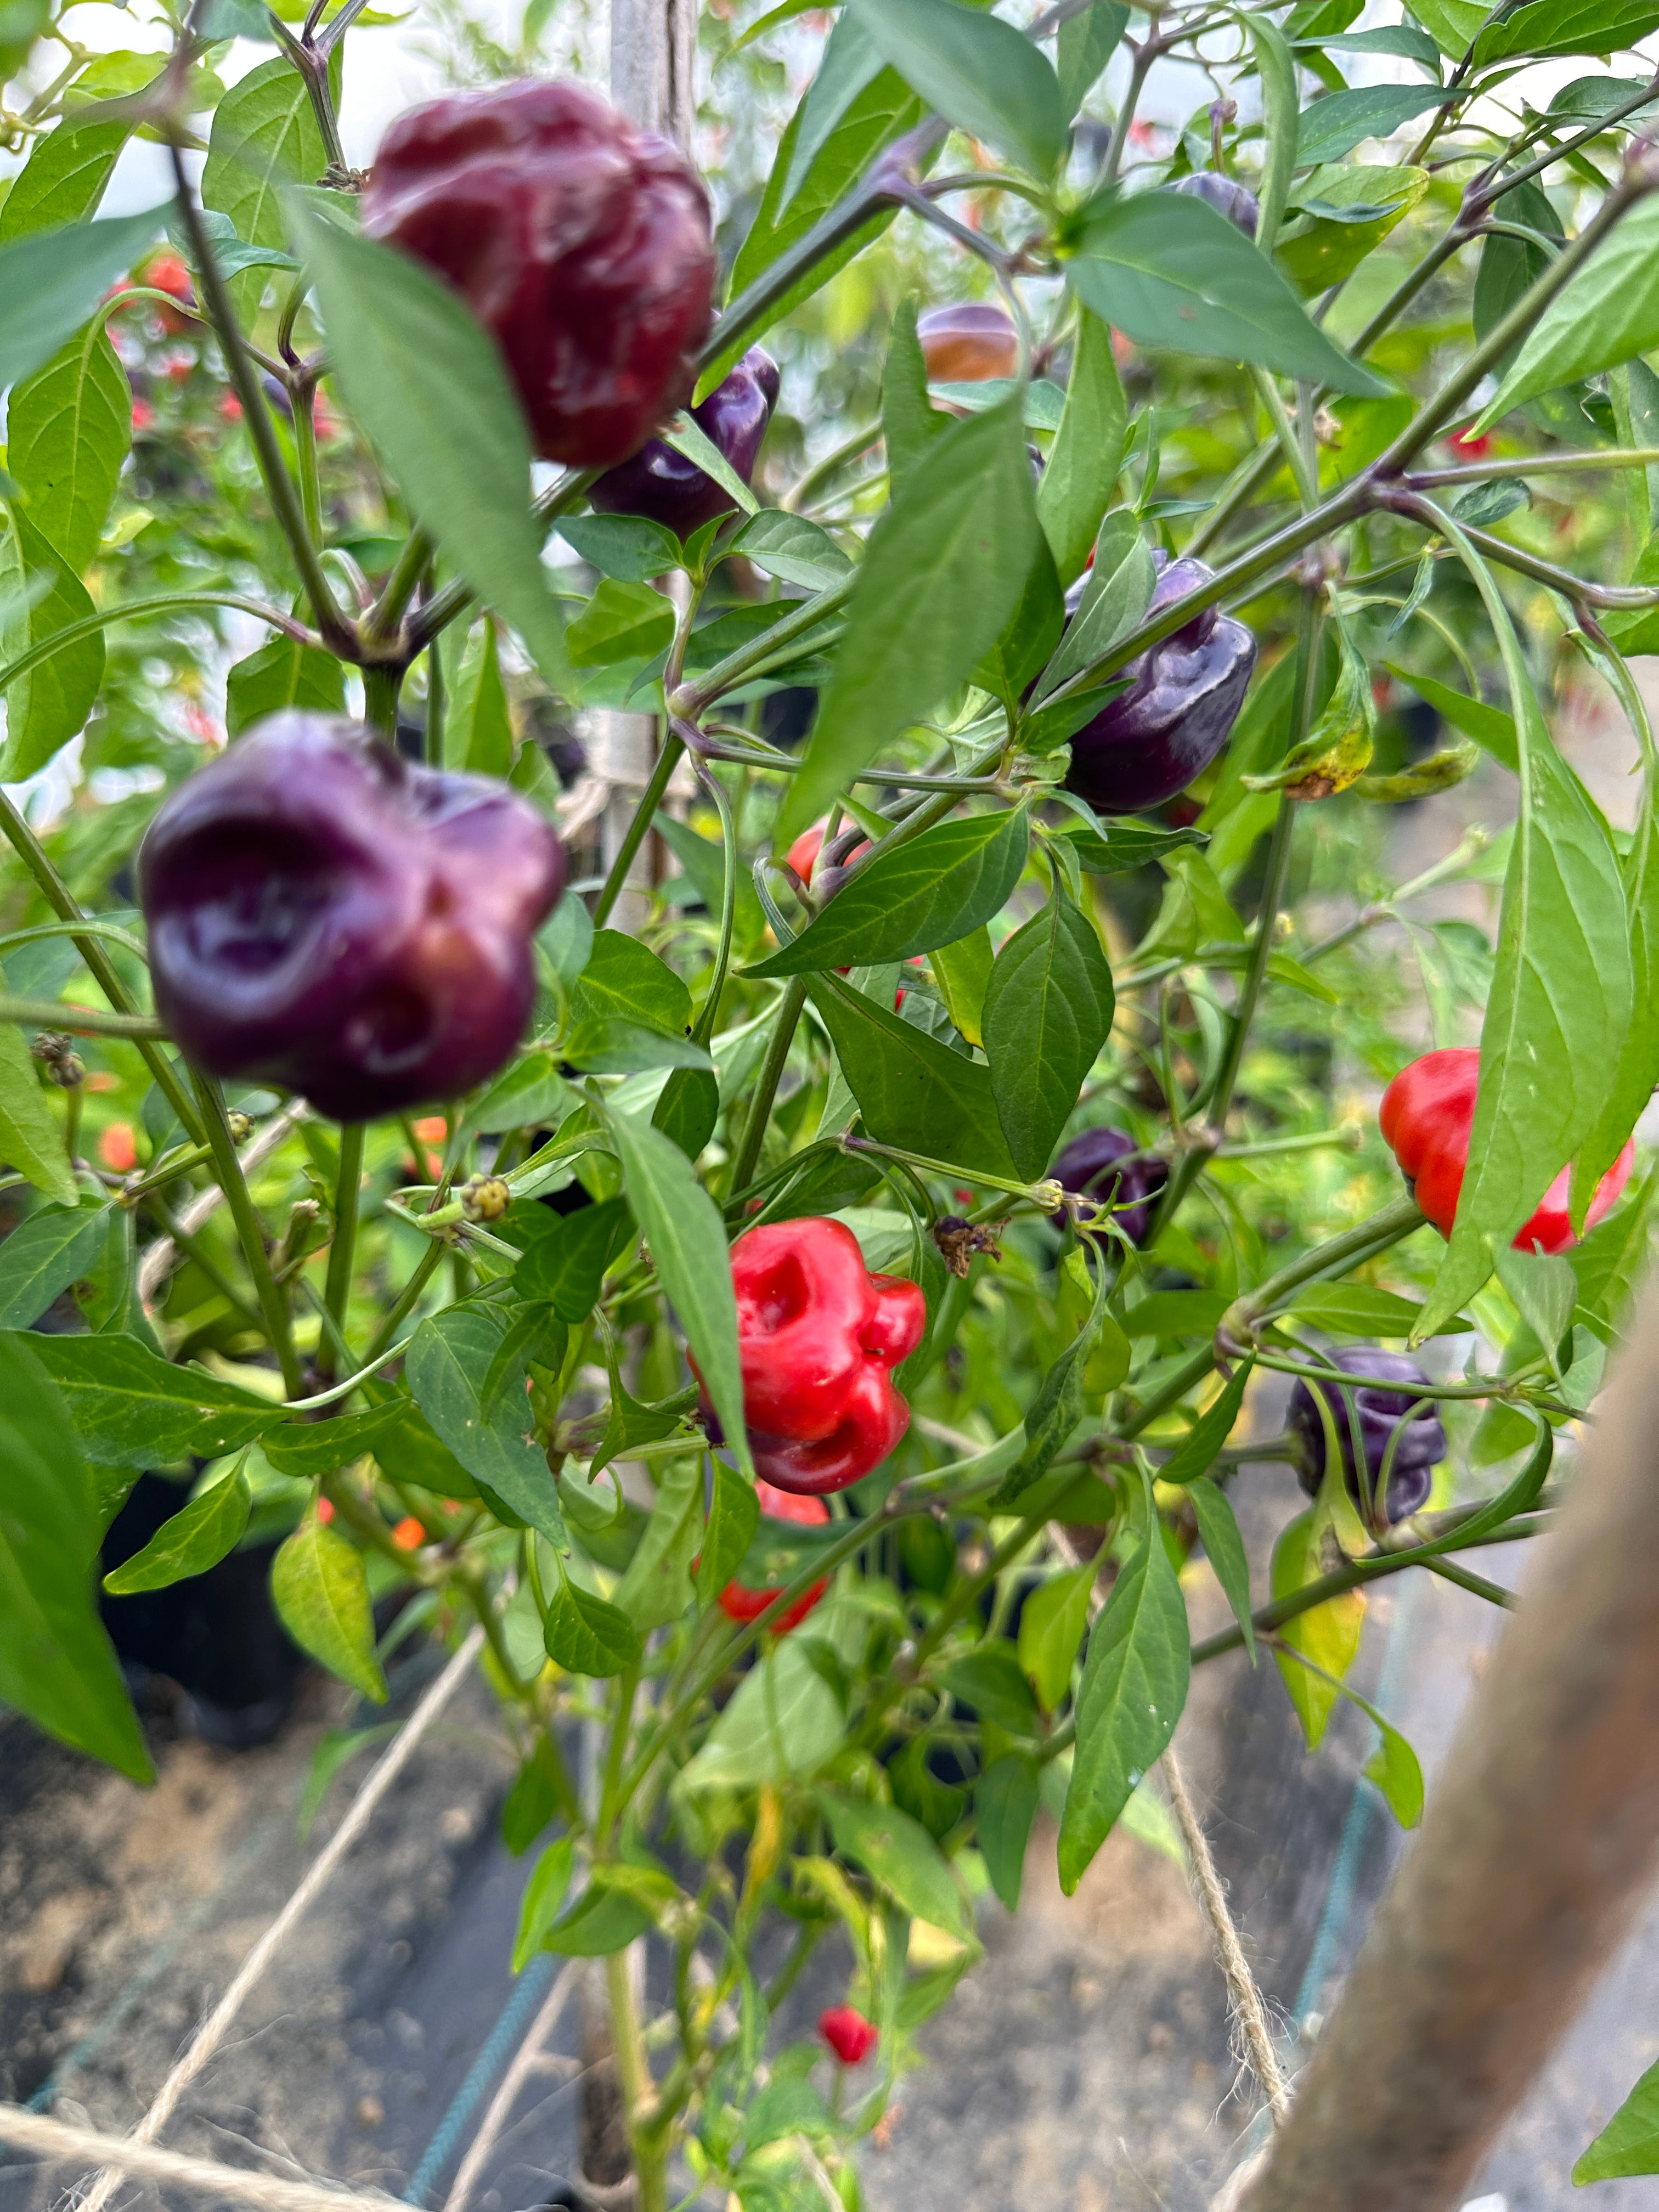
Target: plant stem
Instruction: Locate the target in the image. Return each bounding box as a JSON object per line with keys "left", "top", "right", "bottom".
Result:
{"left": 362, "top": 663, "right": 402, "bottom": 733}
{"left": 1408, "top": 447, "right": 1659, "bottom": 486}
{"left": 167, "top": 140, "right": 353, "bottom": 656}
{"left": 0, "top": 793, "right": 202, "bottom": 1142}
{"left": 726, "top": 977, "right": 809, "bottom": 1195}
{"left": 695, "top": 119, "right": 946, "bottom": 378}
{"left": 0, "top": 594, "right": 316, "bottom": 703}
{"left": 319, "top": 1122, "right": 365, "bottom": 1383}
{"left": 0, "top": 994, "right": 165, "bottom": 1039}
{"left": 606, "top": 1946, "right": 667, "bottom": 2212}
{"left": 673, "top": 572, "right": 857, "bottom": 716}
{"left": 190, "top": 1071, "right": 304, "bottom": 1397}
{"left": 592, "top": 733, "right": 684, "bottom": 928}
{"left": 365, "top": 1240, "right": 447, "bottom": 1363}
{"left": 1374, "top": 168, "right": 1649, "bottom": 476}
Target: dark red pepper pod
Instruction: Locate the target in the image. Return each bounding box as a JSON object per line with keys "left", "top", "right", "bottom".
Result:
{"left": 1063, "top": 550, "right": 1257, "bottom": 815}
{"left": 140, "top": 713, "right": 565, "bottom": 1124}
{"left": 362, "top": 80, "right": 716, "bottom": 467}
{"left": 1173, "top": 171, "right": 1260, "bottom": 238}
{"left": 819, "top": 2005, "right": 878, "bottom": 2065}
{"left": 1288, "top": 1346, "right": 1446, "bottom": 1525}
{"left": 1379, "top": 1048, "right": 1635, "bottom": 1255}
{"left": 693, "top": 1217, "right": 926, "bottom": 1495}
{"left": 917, "top": 301, "right": 1018, "bottom": 383}
{"left": 590, "top": 347, "right": 778, "bottom": 539}
{"left": 1052, "top": 1126, "right": 1168, "bottom": 1247}
{"left": 718, "top": 1480, "right": 831, "bottom": 1631}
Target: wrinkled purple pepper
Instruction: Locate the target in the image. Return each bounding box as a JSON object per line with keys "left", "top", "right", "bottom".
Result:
{"left": 140, "top": 713, "right": 565, "bottom": 1123}
{"left": 1174, "top": 171, "right": 1261, "bottom": 238}
{"left": 1052, "top": 1127, "right": 1169, "bottom": 1248}
{"left": 1064, "top": 550, "right": 1257, "bottom": 814}
{"left": 1288, "top": 1346, "right": 1447, "bottom": 1525}
{"left": 590, "top": 347, "right": 778, "bottom": 538}
{"left": 361, "top": 80, "right": 715, "bottom": 467}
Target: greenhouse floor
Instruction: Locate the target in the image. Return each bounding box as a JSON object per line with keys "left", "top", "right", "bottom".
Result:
{"left": 4, "top": 1454, "right": 1658, "bottom": 2211}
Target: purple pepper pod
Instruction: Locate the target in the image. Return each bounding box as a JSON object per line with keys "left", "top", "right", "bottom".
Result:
{"left": 1173, "top": 171, "right": 1261, "bottom": 238}
{"left": 589, "top": 347, "right": 778, "bottom": 540}
{"left": 1052, "top": 1126, "right": 1169, "bottom": 1248}
{"left": 140, "top": 712, "right": 565, "bottom": 1123}
{"left": 1288, "top": 1346, "right": 1447, "bottom": 1525}
{"left": 1064, "top": 550, "right": 1257, "bottom": 815}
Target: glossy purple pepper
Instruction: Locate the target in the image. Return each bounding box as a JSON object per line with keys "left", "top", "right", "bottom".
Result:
{"left": 1052, "top": 1127, "right": 1169, "bottom": 1248}
{"left": 1288, "top": 1346, "right": 1447, "bottom": 1525}
{"left": 1064, "top": 551, "right": 1256, "bottom": 815}
{"left": 140, "top": 713, "right": 565, "bottom": 1123}
{"left": 590, "top": 347, "right": 779, "bottom": 538}
{"left": 1174, "top": 171, "right": 1260, "bottom": 238}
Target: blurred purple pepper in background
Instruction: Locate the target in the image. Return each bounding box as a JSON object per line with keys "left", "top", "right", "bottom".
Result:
{"left": 1288, "top": 1346, "right": 1447, "bottom": 1525}
{"left": 1052, "top": 1126, "right": 1169, "bottom": 1248}
{"left": 1064, "top": 550, "right": 1256, "bottom": 814}
{"left": 1174, "top": 171, "right": 1261, "bottom": 237}
{"left": 589, "top": 347, "right": 778, "bottom": 539}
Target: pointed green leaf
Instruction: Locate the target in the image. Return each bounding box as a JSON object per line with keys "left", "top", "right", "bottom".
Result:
{"left": 1188, "top": 1479, "right": 1255, "bottom": 1662}
{"left": 10, "top": 1330, "right": 280, "bottom": 1464}
{"left": 1017, "top": 1558, "right": 1097, "bottom": 1712}
{"left": 272, "top": 1510, "right": 388, "bottom": 1703}
{"left": 290, "top": 202, "right": 573, "bottom": 699}
{"left": 883, "top": 295, "right": 945, "bottom": 493}
{"left": 1157, "top": 1359, "right": 1255, "bottom": 1485}
{"left": 7, "top": 322, "right": 130, "bottom": 574}
{"left": 844, "top": 0, "right": 1068, "bottom": 179}
{"left": 0, "top": 120, "right": 126, "bottom": 243}
{"left": 1575, "top": 2055, "right": 1659, "bottom": 2181}
{"left": 226, "top": 630, "right": 346, "bottom": 735}
{"left": 0, "top": 205, "right": 166, "bottom": 392}
{"left": 406, "top": 1306, "right": 567, "bottom": 1544}
{"left": 511, "top": 1834, "right": 576, "bottom": 1970}
{"left": 981, "top": 887, "right": 1115, "bottom": 1180}
{"left": 975, "top": 1753, "right": 1040, "bottom": 1911}
{"left": 805, "top": 972, "right": 1018, "bottom": 1180}
{"left": 203, "top": 53, "right": 330, "bottom": 322}
{"left": 0, "top": 1335, "right": 150, "bottom": 1781}
{"left": 820, "top": 1790, "right": 972, "bottom": 1940}
{"left": 751, "top": 809, "right": 1030, "bottom": 977}
{"left": 1479, "top": 197, "right": 1659, "bottom": 431}
{"left": 1, "top": 506, "right": 104, "bottom": 780}
{"left": 607, "top": 1108, "right": 753, "bottom": 1481}
{"left": 543, "top": 1573, "right": 641, "bottom": 1676}
{"left": 0, "top": 1198, "right": 111, "bottom": 1327}
{"left": 103, "top": 1465, "right": 252, "bottom": 1594}
{"left": 1418, "top": 537, "right": 1633, "bottom": 1333}
{"left": 1067, "top": 190, "right": 1386, "bottom": 396}
{"left": 1036, "top": 307, "right": 1126, "bottom": 584}
{"left": 778, "top": 399, "right": 1041, "bottom": 843}
{"left": 1058, "top": 1516, "right": 1190, "bottom": 1891}
{"left": 696, "top": 1458, "right": 761, "bottom": 1605}
{"left": 0, "top": 991, "right": 76, "bottom": 1205}
{"left": 514, "top": 1195, "right": 634, "bottom": 1322}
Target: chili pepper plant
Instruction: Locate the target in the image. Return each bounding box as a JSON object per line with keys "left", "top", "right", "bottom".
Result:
{"left": 4, "top": 0, "right": 1659, "bottom": 2200}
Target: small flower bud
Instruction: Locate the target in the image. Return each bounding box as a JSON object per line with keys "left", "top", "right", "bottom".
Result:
{"left": 31, "top": 1031, "right": 84, "bottom": 1087}
{"left": 227, "top": 1108, "right": 255, "bottom": 1142}
{"left": 461, "top": 1173, "right": 511, "bottom": 1224}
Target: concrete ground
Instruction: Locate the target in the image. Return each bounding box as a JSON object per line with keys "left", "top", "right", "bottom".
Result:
{"left": 4, "top": 1444, "right": 1657, "bottom": 2212}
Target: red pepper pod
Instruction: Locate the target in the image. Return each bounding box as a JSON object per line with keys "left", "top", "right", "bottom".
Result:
{"left": 694, "top": 1218, "right": 926, "bottom": 1496}
{"left": 1379, "top": 1047, "right": 1634, "bottom": 1255}
{"left": 718, "top": 1480, "right": 830, "bottom": 1632}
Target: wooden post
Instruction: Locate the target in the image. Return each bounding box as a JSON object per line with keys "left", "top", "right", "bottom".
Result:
{"left": 594, "top": 0, "right": 697, "bottom": 934}
{"left": 1241, "top": 1266, "right": 1659, "bottom": 2210}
